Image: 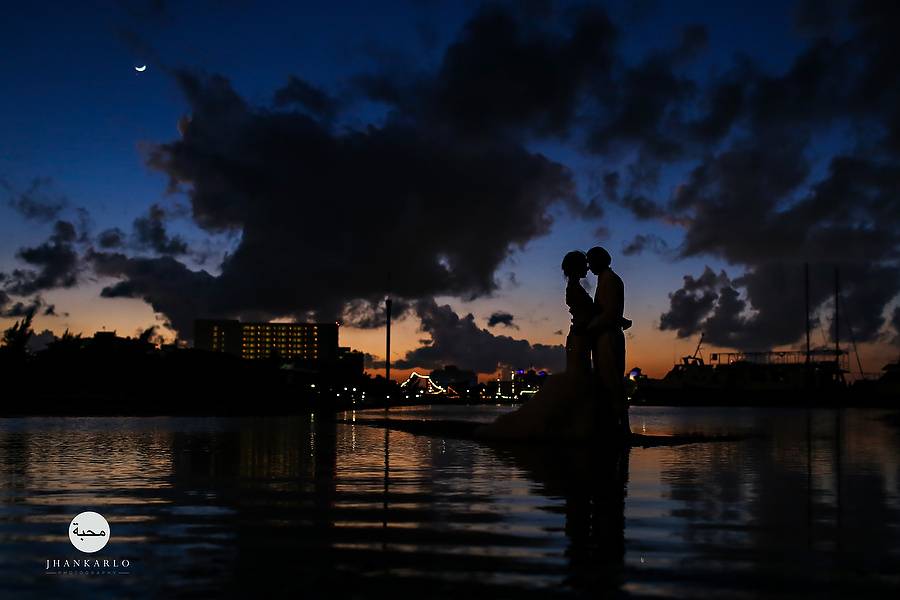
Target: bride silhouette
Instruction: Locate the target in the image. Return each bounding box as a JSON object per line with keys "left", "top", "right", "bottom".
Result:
{"left": 477, "top": 251, "right": 606, "bottom": 442}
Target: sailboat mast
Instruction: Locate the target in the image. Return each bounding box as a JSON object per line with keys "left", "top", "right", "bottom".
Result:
{"left": 834, "top": 267, "right": 840, "bottom": 366}
{"left": 805, "top": 263, "right": 811, "bottom": 365}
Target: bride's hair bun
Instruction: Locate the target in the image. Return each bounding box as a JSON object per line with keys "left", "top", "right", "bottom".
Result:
{"left": 561, "top": 251, "right": 587, "bottom": 277}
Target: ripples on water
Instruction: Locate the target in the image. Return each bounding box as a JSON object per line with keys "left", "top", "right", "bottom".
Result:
{"left": 0, "top": 406, "right": 898, "bottom": 598}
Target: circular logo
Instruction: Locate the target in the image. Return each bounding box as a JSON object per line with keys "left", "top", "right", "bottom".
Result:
{"left": 69, "top": 512, "right": 110, "bottom": 553}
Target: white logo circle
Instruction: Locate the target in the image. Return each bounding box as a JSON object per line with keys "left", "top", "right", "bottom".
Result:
{"left": 69, "top": 512, "right": 110, "bottom": 553}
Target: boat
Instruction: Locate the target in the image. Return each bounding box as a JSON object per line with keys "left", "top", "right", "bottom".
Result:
{"left": 631, "top": 345, "right": 848, "bottom": 406}
{"left": 630, "top": 266, "right": 878, "bottom": 406}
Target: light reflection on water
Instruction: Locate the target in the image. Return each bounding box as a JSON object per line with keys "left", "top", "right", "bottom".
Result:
{"left": 0, "top": 407, "right": 898, "bottom": 598}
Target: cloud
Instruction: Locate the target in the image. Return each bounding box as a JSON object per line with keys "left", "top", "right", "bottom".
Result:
{"left": 90, "top": 251, "right": 217, "bottom": 335}
{"left": 90, "top": 63, "right": 582, "bottom": 338}
{"left": 357, "top": 4, "right": 618, "bottom": 138}
{"left": 590, "top": 4, "right": 900, "bottom": 351}
{"left": 0, "top": 295, "right": 49, "bottom": 319}
{"left": 655, "top": 137, "right": 900, "bottom": 348}
{"left": 132, "top": 204, "right": 188, "bottom": 255}
{"left": 273, "top": 76, "right": 339, "bottom": 120}
{"left": 91, "top": 3, "right": 637, "bottom": 338}
{"left": 586, "top": 54, "right": 696, "bottom": 161}
{"left": 486, "top": 311, "right": 517, "bottom": 328}
{"left": 340, "top": 298, "right": 412, "bottom": 329}
{"left": 674, "top": 24, "right": 709, "bottom": 60}
{"left": 2, "top": 177, "right": 67, "bottom": 222}
{"left": 97, "top": 227, "right": 126, "bottom": 249}
{"left": 393, "top": 299, "right": 564, "bottom": 374}
{"left": 659, "top": 267, "right": 725, "bottom": 339}
{"left": 5, "top": 220, "right": 80, "bottom": 295}
{"left": 660, "top": 262, "right": 900, "bottom": 350}
{"left": 622, "top": 233, "right": 668, "bottom": 256}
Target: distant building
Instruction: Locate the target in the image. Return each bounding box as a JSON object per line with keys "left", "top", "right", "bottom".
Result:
{"left": 194, "top": 319, "right": 338, "bottom": 363}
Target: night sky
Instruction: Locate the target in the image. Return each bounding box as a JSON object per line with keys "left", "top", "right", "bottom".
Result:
{"left": 2, "top": 0, "right": 899, "bottom": 379}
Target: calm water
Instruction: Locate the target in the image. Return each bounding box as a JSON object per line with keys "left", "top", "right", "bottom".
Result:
{"left": 0, "top": 406, "right": 898, "bottom": 598}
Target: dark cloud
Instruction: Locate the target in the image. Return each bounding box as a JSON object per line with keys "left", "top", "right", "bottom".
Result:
{"left": 90, "top": 251, "right": 217, "bottom": 335}
{"left": 431, "top": 4, "right": 617, "bottom": 137}
{"left": 97, "top": 227, "right": 126, "bottom": 249}
{"left": 75, "top": 3, "right": 621, "bottom": 339}
{"left": 615, "top": 194, "right": 666, "bottom": 221}
{"left": 1, "top": 302, "right": 36, "bottom": 318}
{"left": 2, "top": 177, "right": 67, "bottom": 222}
{"left": 674, "top": 24, "right": 709, "bottom": 60}
{"left": 833, "top": 264, "right": 900, "bottom": 342}
{"left": 629, "top": 1, "right": 900, "bottom": 352}
{"left": 600, "top": 164, "right": 669, "bottom": 221}
{"left": 341, "top": 298, "right": 412, "bottom": 329}
{"left": 659, "top": 268, "right": 724, "bottom": 339}
{"left": 688, "top": 79, "right": 745, "bottom": 143}
{"left": 794, "top": 0, "right": 846, "bottom": 33}
{"left": 357, "top": 4, "right": 618, "bottom": 138}
{"left": 273, "top": 76, "right": 339, "bottom": 120}
{"left": 659, "top": 266, "right": 803, "bottom": 350}
{"left": 587, "top": 54, "right": 696, "bottom": 160}
{"left": 394, "top": 299, "right": 564, "bottom": 374}
{"left": 600, "top": 170, "right": 619, "bottom": 201}
{"left": 1, "top": 296, "right": 44, "bottom": 318}
{"left": 622, "top": 233, "right": 668, "bottom": 256}
{"left": 593, "top": 1, "right": 900, "bottom": 204}
{"left": 5, "top": 221, "right": 80, "bottom": 295}
{"left": 656, "top": 135, "right": 900, "bottom": 348}
{"left": 132, "top": 204, "right": 188, "bottom": 255}
{"left": 487, "top": 311, "right": 518, "bottom": 328}
{"left": 92, "top": 64, "right": 581, "bottom": 338}
{"left": 671, "top": 136, "right": 812, "bottom": 263}
{"left": 660, "top": 262, "right": 899, "bottom": 350}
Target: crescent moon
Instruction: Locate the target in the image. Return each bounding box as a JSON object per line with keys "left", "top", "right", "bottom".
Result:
{"left": 135, "top": 65, "right": 147, "bottom": 72}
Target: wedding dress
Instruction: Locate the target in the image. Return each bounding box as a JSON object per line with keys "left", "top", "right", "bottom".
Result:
{"left": 476, "top": 279, "right": 601, "bottom": 442}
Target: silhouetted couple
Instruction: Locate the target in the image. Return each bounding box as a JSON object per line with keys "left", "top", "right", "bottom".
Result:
{"left": 479, "top": 247, "right": 631, "bottom": 442}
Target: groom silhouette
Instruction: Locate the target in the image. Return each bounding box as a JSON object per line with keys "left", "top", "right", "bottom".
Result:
{"left": 586, "top": 247, "right": 630, "bottom": 436}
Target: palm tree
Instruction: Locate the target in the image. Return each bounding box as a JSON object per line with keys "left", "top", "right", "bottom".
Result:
{"left": 1, "top": 309, "right": 35, "bottom": 357}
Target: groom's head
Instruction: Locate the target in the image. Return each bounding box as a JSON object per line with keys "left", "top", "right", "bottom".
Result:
{"left": 586, "top": 247, "right": 611, "bottom": 275}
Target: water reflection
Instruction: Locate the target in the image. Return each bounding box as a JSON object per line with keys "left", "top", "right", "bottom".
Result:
{"left": 626, "top": 408, "right": 900, "bottom": 597}
{"left": 489, "top": 442, "right": 629, "bottom": 594}
{"left": 0, "top": 408, "right": 897, "bottom": 598}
